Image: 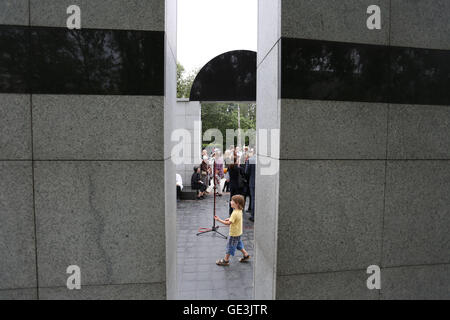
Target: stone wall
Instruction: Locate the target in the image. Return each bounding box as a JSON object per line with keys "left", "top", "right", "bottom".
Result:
{"left": 1, "top": 0, "right": 449, "bottom": 301}
{"left": 174, "top": 99, "right": 202, "bottom": 188}
{"left": 256, "top": 0, "right": 450, "bottom": 299}
{"left": 0, "top": 0, "right": 172, "bottom": 299}
{"left": 165, "top": 0, "right": 178, "bottom": 299}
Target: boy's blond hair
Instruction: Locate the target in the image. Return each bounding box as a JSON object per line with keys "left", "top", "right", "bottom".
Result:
{"left": 231, "top": 195, "right": 245, "bottom": 210}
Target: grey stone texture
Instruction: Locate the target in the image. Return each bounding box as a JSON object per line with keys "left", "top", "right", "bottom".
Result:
{"left": 281, "top": 0, "right": 390, "bottom": 45}
{"left": 0, "top": 288, "right": 37, "bottom": 300}
{"left": 39, "top": 282, "right": 166, "bottom": 300}
{"left": 277, "top": 270, "right": 379, "bottom": 300}
{"left": 254, "top": 28, "right": 281, "bottom": 298}
{"left": 32, "top": 95, "right": 164, "bottom": 160}
{"left": 164, "top": 23, "right": 178, "bottom": 162}
{"left": 277, "top": 160, "right": 385, "bottom": 275}
{"left": 30, "top": 0, "right": 164, "bottom": 31}
{"left": 0, "top": 0, "right": 28, "bottom": 25}
{"left": 258, "top": 0, "right": 280, "bottom": 66}
{"left": 0, "top": 162, "right": 37, "bottom": 290}
{"left": 164, "top": 0, "right": 178, "bottom": 299}
{"left": 391, "top": 0, "right": 450, "bottom": 50}
{"left": 254, "top": 156, "right": 279, "bottom": 299}
{"left": 269, "top": 0, "right": 450, "bottom": 300}
{"left": 0, "top": 93, "right": 31, "bottom": 160}
{"left": 165, "top": 0, "right": 177, "bottom": 59}
{"left": 280, "top": 100, "right": 388, "bottom": 159}
{"left": 381, "top": 264, "right": 450, "bottom": 300}
{"left": 256, "top": 42, "right": 281, "bottom": 138}
{"left": 174, "top": 100, "right": 202, "bottom": 186}
{"left": 0, "top": 94, "right": 31, "bottom": 160}
{"left": 383, "top": 161, "right": 450, "bottom": 267}
{"left": 1, "top": 0, "right": 170, "bottom": 301}
{"left": 34, "top": 161, "right": 166, "bottom": 288}
{"left": 387, "top": 104, "right": 450, "bottom": 159}
{"left": 164, "top": 157, "right": 177, "bottom": 300}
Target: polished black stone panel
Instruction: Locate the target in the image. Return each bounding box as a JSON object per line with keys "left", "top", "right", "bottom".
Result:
{"left": 190, "top": 50, "right": 256, "bottom": 101}
{"left": 281, "top": 37, "right": 450, "bottom": 106}
{"left": 0, "top": 25, "right": 30, "bottom": 93}
{"left": 390, "top": 46, "right": 450, "bottom": 106}
{"left": 281, "top": 37, "right": 390, "bottom": 103}
{"left": 30, "top": 27, "right": 164, "bottom": 95}
{"left": 0, "top": 25, "right": 164, "bottom": 95}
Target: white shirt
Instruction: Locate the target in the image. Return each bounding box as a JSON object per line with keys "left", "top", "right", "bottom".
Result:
{"left": 176, "top": 174, "right": 183, "bottom": 190}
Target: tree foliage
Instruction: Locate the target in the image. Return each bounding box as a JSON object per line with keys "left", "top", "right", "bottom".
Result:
{"left": 177, "top": 62, "right": 197, "bottom": 98}
{"left": 201, "top": 103, "right": 256, "bottom": 150}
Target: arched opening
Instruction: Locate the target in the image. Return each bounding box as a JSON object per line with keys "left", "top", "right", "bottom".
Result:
{"left": 189, "top": 50, "right": 256, "bottom": 102}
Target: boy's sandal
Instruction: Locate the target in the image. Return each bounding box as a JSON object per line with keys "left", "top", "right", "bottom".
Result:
{"left": 216, "top": 259, "right": 230, "bottom": 266}
{"left": 239, "top": 255, "right": 251, "bottom": 262}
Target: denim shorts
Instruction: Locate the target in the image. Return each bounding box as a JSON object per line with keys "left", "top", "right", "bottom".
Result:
{"left": 226, "top": 236, "right": 244, "bottom": 256}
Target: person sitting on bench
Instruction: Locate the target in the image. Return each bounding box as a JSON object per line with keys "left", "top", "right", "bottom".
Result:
{"left": 191, "top": 167, "right": 207, "bottom": 200}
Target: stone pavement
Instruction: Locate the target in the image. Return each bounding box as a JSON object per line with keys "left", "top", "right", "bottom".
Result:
{"left": 176, "top": 192, "right": 254, "bottom": 300}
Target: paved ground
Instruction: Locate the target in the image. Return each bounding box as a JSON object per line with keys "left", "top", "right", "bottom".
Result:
{"left": 176, "top": 191, "right": 254, "bottom": 300}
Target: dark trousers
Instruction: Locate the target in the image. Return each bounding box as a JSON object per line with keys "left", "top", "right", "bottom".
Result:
{"left": 193, "top": 184, "right": 207, "bottom": 194}
{"left": 246, "top": 189, "right": 252, "bottom": 211}
{"left": 223, "top": 180, "right": 230, "bottom": 192}
{"left": 249, "top": 186, "right": 255, "bottom": 218}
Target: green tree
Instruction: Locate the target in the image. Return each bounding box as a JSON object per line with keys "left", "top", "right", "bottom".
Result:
{"left": 177, "top": 62, "right": 197, "bottom": 98}
{"left": 201, "top": 103, "right": 256, "bottom": 150}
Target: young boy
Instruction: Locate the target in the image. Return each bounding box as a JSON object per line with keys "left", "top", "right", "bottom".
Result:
{"left": 214, "top": 195, "right": 251, "bottom": 266}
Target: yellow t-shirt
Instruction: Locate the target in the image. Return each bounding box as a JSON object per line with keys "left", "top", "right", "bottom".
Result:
{"left": 229, "top": 209, "right": 243, "bottom": 237}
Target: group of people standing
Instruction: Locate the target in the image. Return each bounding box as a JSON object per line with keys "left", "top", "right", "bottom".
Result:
{"left": 191, "top": 146, "right": 256, "bottom": 222}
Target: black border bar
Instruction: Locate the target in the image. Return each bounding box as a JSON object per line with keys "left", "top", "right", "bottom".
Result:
{"left": 281, "top": 37, "right": 450, "bottom": 106}
{"left": 0, "top": 25, "right": 164, "bottom": 96}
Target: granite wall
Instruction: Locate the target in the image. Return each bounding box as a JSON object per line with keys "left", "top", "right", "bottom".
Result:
{"left": 174, "top": 99, "right": 202, "bottom": 188}
{"left": 164, "top": 0, "right": 178, "bottom": 300}
{"left": 0, "top": 0, "right": 174, "bottom": 300}
{"left": 2, "top": 0, "right": 449, "bottom": 301}
{"left": 255, "top": 0, "right": 450, "bottom": 299}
